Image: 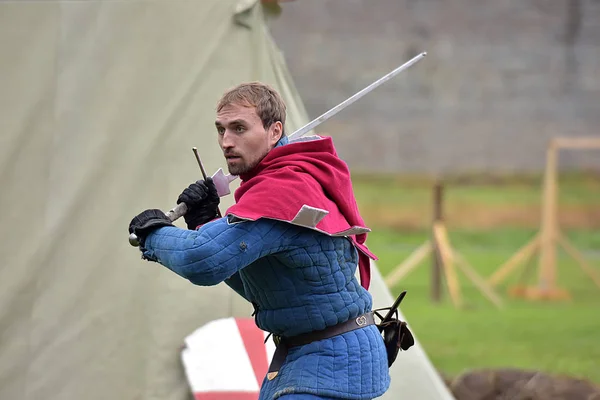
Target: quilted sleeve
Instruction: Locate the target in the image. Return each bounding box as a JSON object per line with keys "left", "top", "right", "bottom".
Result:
{"left": 141, "top": 217, "right": 303, "bottom": 286}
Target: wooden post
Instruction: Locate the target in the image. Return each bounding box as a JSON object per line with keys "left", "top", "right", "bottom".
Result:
{"left": 387, "top": 180, "right": 503, "bottom": 309}
{"left": 431, "top": 181, "right": 443, "bottom": 303}
{"left": 538, "top": 141, "right": 558, "bottom": 291}
{"left": 489, "top": 136, "right": 600, "bottom": 301}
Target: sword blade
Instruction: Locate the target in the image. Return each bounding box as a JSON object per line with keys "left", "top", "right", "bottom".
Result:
{"left": 289, "top": 52, "right": 427, "bottom": 140}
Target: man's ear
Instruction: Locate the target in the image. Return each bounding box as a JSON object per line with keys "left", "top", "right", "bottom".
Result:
{"left": 268, "top": 121, "right": 283, "bottom": 146}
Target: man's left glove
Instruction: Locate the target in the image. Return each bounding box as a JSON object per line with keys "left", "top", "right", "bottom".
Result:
{"left": 177, "top": 177, "right": 220, "bottom": 230}
{"left": 128, "top": 209, "right": 174, "bottom": 247}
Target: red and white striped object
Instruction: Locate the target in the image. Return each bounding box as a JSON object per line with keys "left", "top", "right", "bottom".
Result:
{"left": 181, "top": 318, "right": 276, "bottom": 400}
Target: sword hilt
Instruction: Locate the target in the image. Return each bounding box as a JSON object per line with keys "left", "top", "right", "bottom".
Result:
{"left": 128, "top": 203, "right": 188, "bottom": 246}
{"left": 129, "top": 148, "right": 218, "bottom": 247}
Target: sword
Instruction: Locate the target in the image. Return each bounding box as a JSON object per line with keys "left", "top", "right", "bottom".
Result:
{"left": 129, "top": 52, "right": 426, "bottom": 246}
{"left": 211, "top": 51, "right": 426, "bottom": 197}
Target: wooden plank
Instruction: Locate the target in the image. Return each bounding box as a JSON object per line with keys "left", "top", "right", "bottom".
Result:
{"left": 433, "top": 222, "right": 462, "bottom": 308}
{"left": 385, "top": 240, "right": 431, "bottom": 287}
{"left": 553, "top": 137, "right": 600, "bottom": 149}
{"left": 488, "top": 234, "right": 540, "bottom": 286}
{"left": 558, "top": 233, "right": 600, "bottom": 289}
{"left": 454, "top": 251, "right": 504, "bottom": 308}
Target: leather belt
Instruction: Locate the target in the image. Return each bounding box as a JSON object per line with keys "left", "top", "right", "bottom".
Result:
{"left": 266, "top": 312, "right": 375, "bottom": 380}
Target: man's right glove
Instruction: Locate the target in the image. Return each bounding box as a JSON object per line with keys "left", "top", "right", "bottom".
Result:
{"left": 128, "top": 209, "right": 174, "bottom": 248}
{"left": 177, "top": 177, "right": 220, "bottom": 230}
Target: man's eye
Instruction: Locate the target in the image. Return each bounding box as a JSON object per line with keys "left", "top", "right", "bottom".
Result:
{"left": 235, "top": 126, "right": 245, "bottom": 133}
{"left": 217, "top": 127, "right": 225, "bottom": 135}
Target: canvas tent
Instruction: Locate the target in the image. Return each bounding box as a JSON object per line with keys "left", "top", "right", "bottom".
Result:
{"left": 0, "top": 0, "right": 455, "bottom": 399}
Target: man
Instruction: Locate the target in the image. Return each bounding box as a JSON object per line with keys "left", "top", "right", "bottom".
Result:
{"left": 129, "top": 82, "right": 411, "bottom": 399}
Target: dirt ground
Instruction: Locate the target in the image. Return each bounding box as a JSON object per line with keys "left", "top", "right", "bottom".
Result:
{"left": 443, "top": 369, "right": 600, "bottom": 400}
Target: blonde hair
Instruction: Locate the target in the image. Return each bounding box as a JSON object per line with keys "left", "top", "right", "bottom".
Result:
{"left": 217, "top": 82, "right": 287, "bottom": 135}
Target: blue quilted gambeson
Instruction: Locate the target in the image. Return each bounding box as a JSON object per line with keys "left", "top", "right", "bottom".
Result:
{"left": 143, "top": 217, "right": 390, "bottom": 399}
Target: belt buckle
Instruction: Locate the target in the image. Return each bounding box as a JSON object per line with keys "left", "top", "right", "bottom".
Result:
{"left": 356, "top": 315, "right": 368, "bottom": 327}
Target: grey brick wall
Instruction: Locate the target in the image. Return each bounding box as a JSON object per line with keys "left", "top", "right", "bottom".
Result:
{"left": 268, "top": 0, "right": 600, "bottom": 175}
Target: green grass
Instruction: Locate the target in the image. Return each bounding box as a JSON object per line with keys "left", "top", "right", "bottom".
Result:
{"left": 352, "top": 173, "right": 600, "bottom": 384}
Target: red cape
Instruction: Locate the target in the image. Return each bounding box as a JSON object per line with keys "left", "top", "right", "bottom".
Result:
{"left": 225, "top": 136, "right": 376, "bottom": 290}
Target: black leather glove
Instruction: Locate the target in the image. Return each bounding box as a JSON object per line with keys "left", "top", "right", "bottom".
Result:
{"left": 128, "top": 209, "right": 173, "bottom": 247}
{"left": 176, "top": 177, "right": 220, "bottom": 230}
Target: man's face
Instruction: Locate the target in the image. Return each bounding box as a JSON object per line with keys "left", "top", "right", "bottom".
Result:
{"left": 216, "top": 103, "right": 282, "bottom": 175}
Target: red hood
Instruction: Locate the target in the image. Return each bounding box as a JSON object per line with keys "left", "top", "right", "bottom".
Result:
{"left": 225, "top": 136, "right": 376, "bottom": 290}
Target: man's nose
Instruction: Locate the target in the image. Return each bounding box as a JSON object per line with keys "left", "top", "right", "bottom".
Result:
{"left": 220, "top": 131, "right": 235, "bottom": 149}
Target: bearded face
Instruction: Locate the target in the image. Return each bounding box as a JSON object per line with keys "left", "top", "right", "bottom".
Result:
{"left": 216, "top": 103, "right": 283, "bottom": 175}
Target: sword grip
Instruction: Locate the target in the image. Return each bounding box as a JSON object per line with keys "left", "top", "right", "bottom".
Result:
{"left": 128, "top": 203, "right": 188, "bottom": 247}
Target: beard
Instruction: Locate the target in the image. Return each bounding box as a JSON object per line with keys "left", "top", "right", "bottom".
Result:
{"left": 226, "top": 154, "right": 259, "bottom": 175}
{"left": 227, "top": 161, "right": 251, "bottom": 176}
{"left": 225, "top": 148, "right": 270, "bottom": 176}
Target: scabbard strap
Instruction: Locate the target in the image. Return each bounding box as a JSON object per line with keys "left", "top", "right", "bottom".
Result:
{"left": 266, "top": 312, "right": 375, "bottom": 380}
